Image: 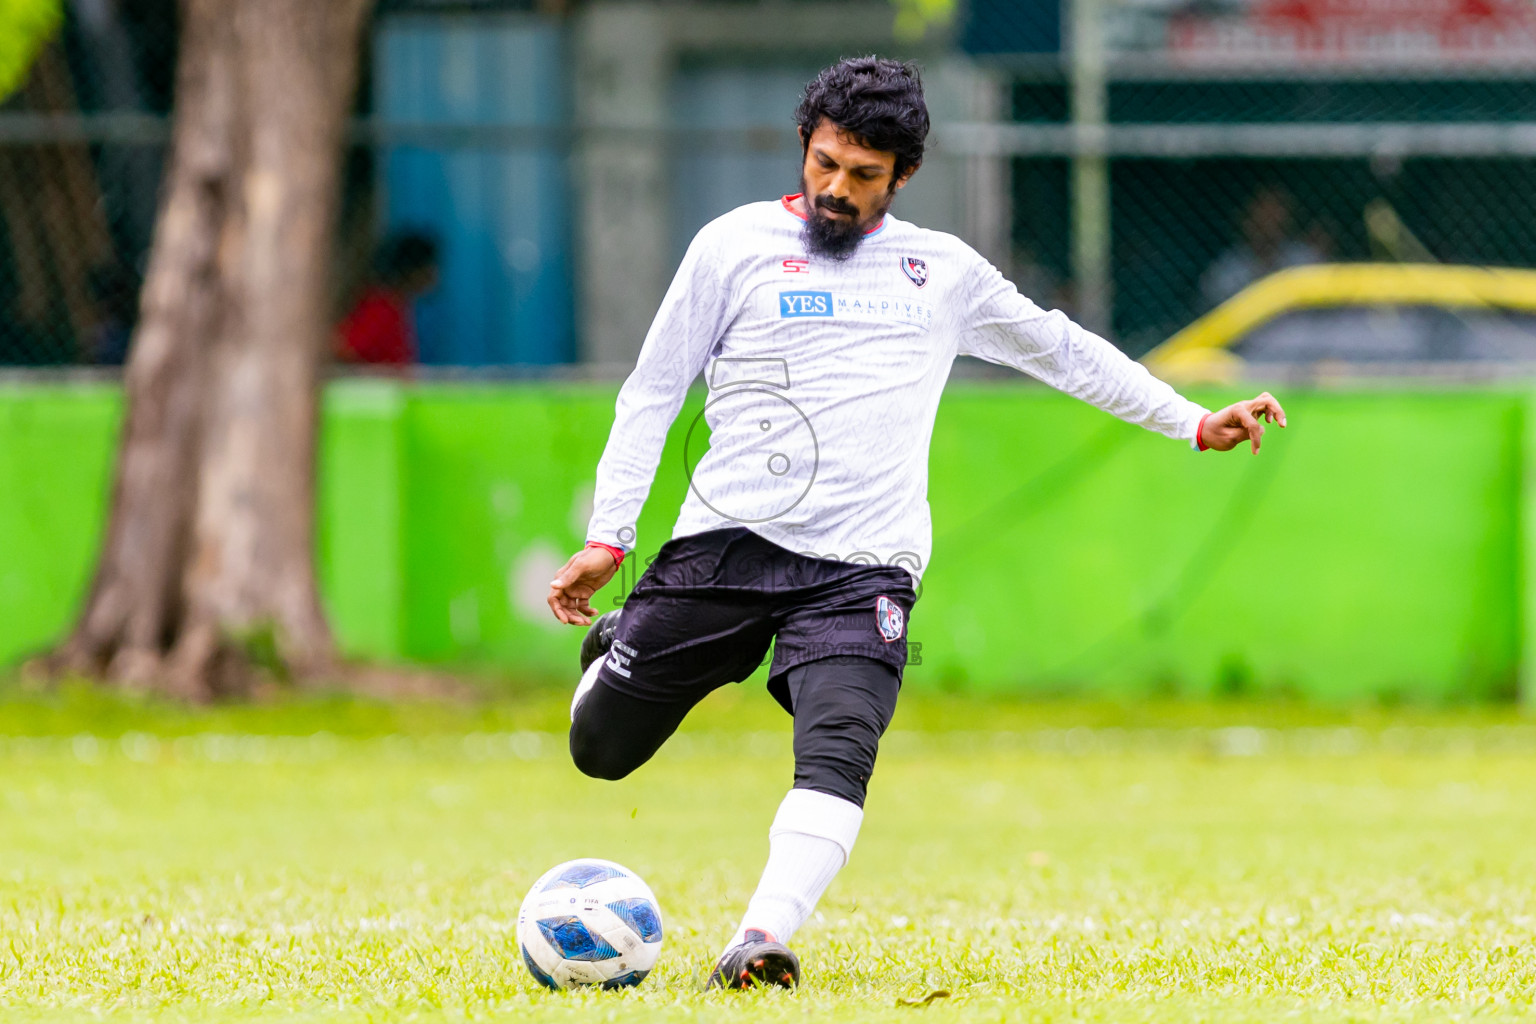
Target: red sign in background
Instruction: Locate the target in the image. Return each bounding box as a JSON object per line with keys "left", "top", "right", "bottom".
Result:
{"left": 1167, "top": 0, "right": 1536, "bottom": 65}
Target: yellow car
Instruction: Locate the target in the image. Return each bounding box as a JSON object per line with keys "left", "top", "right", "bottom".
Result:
{"left": 1142, "top": 264, "right": 1536, "bottom": 383}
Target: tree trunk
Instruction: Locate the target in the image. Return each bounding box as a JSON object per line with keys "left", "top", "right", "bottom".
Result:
{"left": 51, "top": 0, "right": 375, "bottom": 700}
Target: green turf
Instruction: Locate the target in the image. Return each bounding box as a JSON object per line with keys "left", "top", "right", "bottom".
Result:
{"left": 1, "top": 683, "right": 1533, "bottom": 1022}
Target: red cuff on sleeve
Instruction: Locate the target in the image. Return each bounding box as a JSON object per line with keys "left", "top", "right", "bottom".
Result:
{"left": 586, "top": 541, "right": 626, "bottom": 568}
{"left": 1196, "top": 413, "right": 1211, "bottom": 452}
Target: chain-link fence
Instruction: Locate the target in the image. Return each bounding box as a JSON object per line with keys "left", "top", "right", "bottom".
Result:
{"left": 2, "top": 0, "right": 1534, "bottom": 367}
{"left": 0, "top": 0, "right": 399, "bottom": 368}
{"left": 987, "top": 76, "right": 1536, "bottom": 355}
{"left": 0, "top": 0, "right": 579, "bottom": 369}
{"left": 0, "top": 0, "right": 175, "bottom": 365}
{"left": 962, "top": 0, "right": 1536, "bottom": 356}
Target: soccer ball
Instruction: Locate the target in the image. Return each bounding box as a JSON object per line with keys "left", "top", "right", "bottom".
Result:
{"left": 517, "top": 858, "right": 664, "bottom": 990}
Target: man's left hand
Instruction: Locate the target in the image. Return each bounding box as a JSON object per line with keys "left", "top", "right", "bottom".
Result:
{"left": 1200, "top": 392, "right": 1287, "bottom": 454}
{"left": 547, "top": 546, "right": 619, "bottom": 626}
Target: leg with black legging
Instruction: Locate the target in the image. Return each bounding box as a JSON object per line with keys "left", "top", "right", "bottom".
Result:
{"left": 566, "top": 564, "right": 776, "bottom": 783}
{"left": 569, "top": 671, "right": 709, "bottom": 781}
{"left": 723, "top": 655, "right": 900, "bottom": 951}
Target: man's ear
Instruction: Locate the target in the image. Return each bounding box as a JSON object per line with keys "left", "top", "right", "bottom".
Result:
{"left": 894, "top": 163, "right": 920, "bottom": 190}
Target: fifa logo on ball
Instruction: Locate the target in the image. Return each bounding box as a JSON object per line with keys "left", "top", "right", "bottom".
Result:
{"left": 683, "top": 356, "right": 820, "bottom": 525}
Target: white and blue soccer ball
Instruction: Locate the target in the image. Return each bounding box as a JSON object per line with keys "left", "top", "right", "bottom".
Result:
{"left": 517, "top": 858, "right": 665, "bottom": 990}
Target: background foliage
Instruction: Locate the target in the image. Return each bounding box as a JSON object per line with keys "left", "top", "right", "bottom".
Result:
{"left": 0, "top": 0, "right": 60, "bottom": 102}
{"left": 892, "top": 0, "right": 957, "bottom": 41}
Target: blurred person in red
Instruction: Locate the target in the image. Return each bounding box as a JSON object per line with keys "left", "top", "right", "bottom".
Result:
{"left": 337, "top": 232, "right": 440, "bottom": 365}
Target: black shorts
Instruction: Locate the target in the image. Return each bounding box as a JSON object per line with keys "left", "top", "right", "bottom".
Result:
{"left": 596, "top": 526, "right": 916, "bottom": 711}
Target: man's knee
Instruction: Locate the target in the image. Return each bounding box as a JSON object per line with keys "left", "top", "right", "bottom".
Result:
{"left": 569, "top": 712, "right": 643, "bottom": 781}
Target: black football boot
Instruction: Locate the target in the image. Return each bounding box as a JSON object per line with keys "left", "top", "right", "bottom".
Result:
{"left": 706, "top": 930, "right": 800, "bottom": 990}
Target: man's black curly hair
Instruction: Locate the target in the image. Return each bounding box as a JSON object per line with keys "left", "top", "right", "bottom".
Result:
{"left": 794, "top": 57, "right": 929, "bottom": 181}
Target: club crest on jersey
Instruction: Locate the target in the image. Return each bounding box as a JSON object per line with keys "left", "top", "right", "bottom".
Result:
{"left": 901, "top": 256, "right": 928, "bottom": 288}
{"left": 876, "top": 595, "right": 905, "bottom": 643}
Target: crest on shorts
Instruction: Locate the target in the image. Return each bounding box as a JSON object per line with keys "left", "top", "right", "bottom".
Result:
{"left": 901, "top": 256, "right": 928, "bottom": 288}
{"left": 876, "top": 595, "right": 905, "bottom": 643}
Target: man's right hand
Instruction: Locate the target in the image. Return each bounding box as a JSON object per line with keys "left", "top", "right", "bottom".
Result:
{"left": 547, "top": 546, "right": 620, "bottom": 625}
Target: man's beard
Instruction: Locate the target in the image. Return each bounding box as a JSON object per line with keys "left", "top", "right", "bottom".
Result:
{"left": 799, "top": 176, "right": 896, "bottom": 262}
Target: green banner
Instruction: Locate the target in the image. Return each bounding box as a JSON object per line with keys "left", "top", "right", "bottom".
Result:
{"left": 0, "top": 381, "right": 1524, "bottom": 702}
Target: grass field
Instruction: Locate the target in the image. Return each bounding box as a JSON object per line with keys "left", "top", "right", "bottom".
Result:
{"left": 1, "top": 682, "right": 1534, "bottom": 1022}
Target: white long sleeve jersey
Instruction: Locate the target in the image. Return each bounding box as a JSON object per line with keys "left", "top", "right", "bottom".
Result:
{"left": 587, "top": 196, "right": 1208, "bottom": 581}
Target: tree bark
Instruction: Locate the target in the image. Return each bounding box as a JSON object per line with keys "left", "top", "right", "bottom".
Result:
{"left": 51, "top": 0, "right": 375, "bottom": 700}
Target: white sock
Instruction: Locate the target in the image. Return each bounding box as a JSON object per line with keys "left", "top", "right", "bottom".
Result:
{"left": 724, "top": 788, "right": 863, "bottom": 953}
{"left": 570, "top": 657, "right": 604, "bottom": 722}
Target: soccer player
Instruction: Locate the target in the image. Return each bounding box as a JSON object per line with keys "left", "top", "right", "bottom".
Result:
{"left": 546, "top": 56, "right": 1285, "bottom": 990}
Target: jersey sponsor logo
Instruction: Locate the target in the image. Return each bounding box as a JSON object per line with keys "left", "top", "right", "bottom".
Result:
{"left": 778, "top": 290, "right": 935, "bottom": 329}
{"left": 901, "top": 256, "right": 928, "bottom": 287}
{"left": 779, "top": 291, "right": 833, "bottom": 317}
{"left": 876, "top": 595, "right": 904, "bottom": 643}
{"left": 835, "top": 293, "right": 934, "bottom": 330}
{"left": 781, "top": 258, "right": 811, "bottom": 274}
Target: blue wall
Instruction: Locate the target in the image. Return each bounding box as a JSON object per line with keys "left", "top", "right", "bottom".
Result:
{"left": 375, "top": 13, "right": 574, "bottom": 366}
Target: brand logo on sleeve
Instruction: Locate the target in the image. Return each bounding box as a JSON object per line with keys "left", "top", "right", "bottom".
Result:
{"left": 901, "top": 256, "right": 929, "bottom": 288}
{"left": 876, "top": 595, "right": 905, "bottom": 642}
{"left": 781, "top": 259, "right": 811, "bottom": 274}
{"left": 779, "top": 291, "right": 833, "bottom": 317}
